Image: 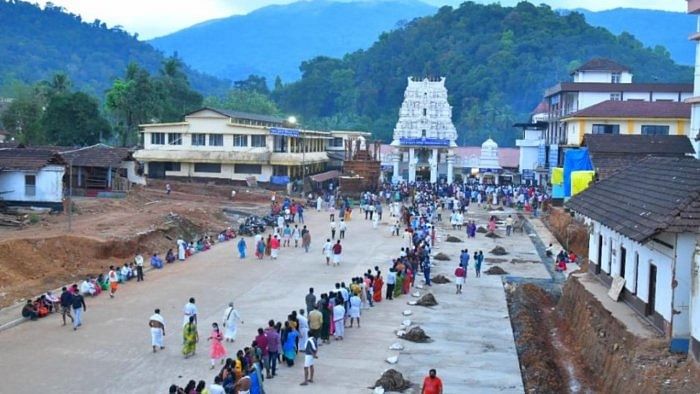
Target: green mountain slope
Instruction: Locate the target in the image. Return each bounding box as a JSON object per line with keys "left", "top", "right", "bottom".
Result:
{"left": 149, "top": 0, "right": 437, "bottom": 83}
{"left": 0, "top": 1, "right": 229, "bottom": 96}
{"left": 273, "top": 2, "right": 693, "bottom": 146}
{"left": 573, "top": 8, "right": 695, "bottom": 66}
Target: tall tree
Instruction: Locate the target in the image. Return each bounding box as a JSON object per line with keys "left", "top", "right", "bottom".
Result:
{"left": 42, "top": 92, "right": 111, "bottom": 146}
{"left": 105, "top": 63, "right": 158, "bottom": 146}
{"left": 234, "top": 75, "right": 270, "bottom": 95}
{"left": 0, "top": 82, "right": 46, "bottom": 144}
{"left": 204, "top": 89, "right": 280, "bottom": 115}
{"left": 154, "top": 57, "right": 203, "bottom": 122}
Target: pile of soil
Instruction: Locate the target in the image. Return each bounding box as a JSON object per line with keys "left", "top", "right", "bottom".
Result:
{"left": 485, "top": 232, "right": 502, "bottom": 239}
{"left": 445, "top": 236, "right": 462, "bottom": 243}
{"left": 415, "top": 293, "right": 438, "bottom": 306}
{"left": 432, "top": 274, "right": 451, "bottom": 284}
{"left": 433, "top": 253, "right": 450, "bottom": 261}
{"left": 490, "top": 246, "right": 508, "bottom": 255}
{"left": 402, "top": 326, "right": 431, "bottom": 343}
{"left": 476, "top": 226, "right": 488, "bottom": 233}
{"left": 373, "top": 369, "right": 412, "bottom": 392}
{"left": 485, "top": 266, "right": 508, "bottom": 275}
{"left": 485, "top": 257, "right": 508, "bottom": 264}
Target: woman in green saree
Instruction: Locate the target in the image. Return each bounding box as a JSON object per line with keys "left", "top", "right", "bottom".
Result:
{"left": 182, "top": 316, "right": 199, "bottom": 358}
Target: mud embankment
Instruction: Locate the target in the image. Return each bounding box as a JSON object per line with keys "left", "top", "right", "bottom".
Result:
{"left": 0, "top": 215, "right": 208, "bottom": 308}
{"left": 508, "top": 277, "right": 700, "bottom": 393}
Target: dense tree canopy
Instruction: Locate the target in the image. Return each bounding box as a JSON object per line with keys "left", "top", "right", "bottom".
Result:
{"left": 272, "top": 2, "right": 692, "bottom": 145}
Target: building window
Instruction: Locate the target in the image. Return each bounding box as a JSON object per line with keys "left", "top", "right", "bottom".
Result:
{"left": 421, "top": 129, "right": 427, "bottom": 137}
{"left": 193, "top": 163, "right": 221, "bottom": 173}
{"left": 209, "top": 134, "right": 223, "bottom": 146}
{"left": 251, "top": 135, "right": 266, "bottom": 147}
{"left": 611, "top": 72, "right": 621, "bottom": 84}
{"left": 592, "top": 124, "right": 620, "bottom": 134}
{"left": 330, "top": 137, "right": 343, "bottom": 148}
{"left": 273, "top": 165, "right": 288, "bottom": 176}
{"left": 273, "top": 135, "right": 287, "bottom": 152}
{"left": 164, "top": 162, "right": 181, "bottom": 172}
{"left": 191, "top": 134, "right": 206, "bottom": 146}
{"left": 167, "top": 133, "right": 182, "bottom": 145}
{"left": 233, "top": 135, "right": 248, "bottom": 147}
{"left": 150, "top": 133, "right": 165, "bottom": 145}
{"left": 423, "top": 108, "right": 427, "bottom": 116}
{"left": 610, "top": 93, "right": 622, "bottom": 101}
{"left": 235, "top": 164, "right": 262, "bottom": 174}
{"left": 641, "top": 125, "right": 670, "bottom": 136}
{"left": 25, "top": 175, "right": 36, "bottom": 196}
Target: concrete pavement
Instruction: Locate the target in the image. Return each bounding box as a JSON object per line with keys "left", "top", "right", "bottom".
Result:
{"left": 0, "top": 206, "right": 530, "bottom": 393}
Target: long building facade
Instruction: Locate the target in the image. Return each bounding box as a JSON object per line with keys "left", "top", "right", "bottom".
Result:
{"left": 134, "top": 108, "right": 330, "bottom": 184}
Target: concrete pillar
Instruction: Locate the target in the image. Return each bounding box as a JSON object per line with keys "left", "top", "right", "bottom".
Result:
{"left": 392, "top": 154, "right": 400, "bottom": 183}
{"left": 408, "top": 148, "right": 416, "bottom": 183}
{"left": 446, "top": 151, "right": 454, "bottom": 184}
{"left": 430, "top": 148, "right": 438, "bottom": 183}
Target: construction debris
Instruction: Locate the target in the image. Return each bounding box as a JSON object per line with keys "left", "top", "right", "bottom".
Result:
{"left": 445, "top": 236, "right": 462, "bottom": 243}
{"left": 490, "top": 246, "right": 508, "bottom": 255}
{"left": 485, "top": 232, "right": 502, "bottom": 239}
{"left": 401, "top": 326, "right": 431, "bottom": 343}
{"left": 433, "top": 252, "right": 450, "bottom": 261}
{"left": 373, "top": 369, "right": 413, "bottom": 392}
{"left": 477, "top": 226, "right": 488, "bottom": 233}
{"left": 432, "top": 274, "right": 451, "bottom": 284}
{"left": 485, "top": 266, "right": 509, "bottom": 275}
{"left": 416, "top": 293, "right": 438, "bottom": 307}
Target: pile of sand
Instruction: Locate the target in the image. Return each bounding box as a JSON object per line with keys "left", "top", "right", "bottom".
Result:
{"left": 416, "top": 293, "right": 438, "bottom": 306}
{"left": 490, "top": 246, "right": 508, "bottom": 255}
{"left": 485, "top": 266, "right": 508, "bottom": 275}
{"left": 485, "top": 232, "right": 502, "bottom": 239}
{"left": 445, "top": 236, "right": 462, "bottom": 243}
{"left": 402, "top": 326, "right": 431, "bottom": 342}
{"left": 433, "top": 253, "right": 450, "bottom": 261}
{"left": 373, "top": 369, "right": 413, "bottom": 392}
{"left": 476, "top": 226, "right": 488, "bottom": 233}
{"left": 432, "top": 274, "right": 451, "bottom": 284}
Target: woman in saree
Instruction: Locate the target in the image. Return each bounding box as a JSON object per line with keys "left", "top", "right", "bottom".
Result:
{"left": 264, "top": 234, "right": 272, "bottom": 257}
{"left": 373, "top": 273, "right": 384, "bottom": 303}
{"left": 394, "top": 272, "right": 404, "bottom": 299}
{"left": 282, "top": 321, "right": 299, "bottom": 366}
{"left": 320, "top": 298, "right": 331, "bottom": 344}
{"left": 182, "top": 316, "right": 199, "bottom": 359}
{"left": 402, "top": 267, "right": 413, "bottom": 294}
{"left": 237, "top": 237, "right": 247, "bottom": 259}
{"left": 256, "top": 239, "right": 265, "bottom": 259}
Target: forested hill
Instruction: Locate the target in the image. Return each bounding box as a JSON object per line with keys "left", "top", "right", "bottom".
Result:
{"left": 149, "top": 0, "right": 437, "bottom": 83}
{"left": 575, "top": 8, "right": 695, "bottom": 66}
{"left": 0, "top": 0, "right": 229, "bottom": 96}
{"left": 272, "top": 2, "right": 693, "bottom": 146}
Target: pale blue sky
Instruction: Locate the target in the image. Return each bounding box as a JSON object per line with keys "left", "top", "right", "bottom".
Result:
{"left": 33, "top": 0, "right": 687, "bottom": 39}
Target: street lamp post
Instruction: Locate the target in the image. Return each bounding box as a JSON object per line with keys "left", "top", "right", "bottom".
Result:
{"left": 287, "top": 116, "right": 305, "bottom": 196}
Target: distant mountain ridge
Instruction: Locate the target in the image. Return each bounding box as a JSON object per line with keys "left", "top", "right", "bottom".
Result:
{"left": 149, "top": 0, "right": 437, "bottom": 83}
{"left": 571, "top": 8, "right": 695, "bottom": 65}
{"left": 0, "top": 0, "right": 230, "bottom": 96}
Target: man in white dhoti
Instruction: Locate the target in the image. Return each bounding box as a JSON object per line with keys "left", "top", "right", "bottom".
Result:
{"left": 332, "top": 301, "right": 345, "bottom": 340}
{"left": 348, "top": 293, "right": 361, "bottom": 328}
{"left": 297, "top": 309, "right": 309, "bottom": 352}
{"left": 149, "top": 309, "right": 165, "bottom": 353}
{"left": 183, "top": 297, "right": 198, "bottom": 326}
{"left": 177, "top": 239, "right": 186, "bottom": 261}
{"left": 223, "top": 302, "right": 243, "bottom": 342}
{"left": 316, "top": 196, "right": 322, "bottom": 212}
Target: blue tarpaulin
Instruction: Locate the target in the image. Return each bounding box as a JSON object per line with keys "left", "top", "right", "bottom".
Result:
{"left": 270, "top": 175, "right": 290, "bottom": 185}
{"left": 563, "top": 148, "right": 593, "bottom": 197}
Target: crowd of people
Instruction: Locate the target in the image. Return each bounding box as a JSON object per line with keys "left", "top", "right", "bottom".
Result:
{"left": 19, "top": 225, "right": 239, "bottom": 326}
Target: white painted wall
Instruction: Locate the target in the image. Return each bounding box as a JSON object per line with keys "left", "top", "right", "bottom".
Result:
{"left": 518, "top": 146, "right": 539, "bottom": 172}
{"left": 690, "top": 240, "right": 700, "bottom": 347}
{"left": 573, "top": 71, "right": 632, "bottom": 83}
{"left": 673, "top": 233, "right": 697, "bottom": 339}
{"left": 591, "top": 221, "right": 676, "bottom": 324}
{"left": 156, "top": 162, "right": 273, "bottom": 182}
{"left": 0, "top": 166, "right": 64, "bottom": 203}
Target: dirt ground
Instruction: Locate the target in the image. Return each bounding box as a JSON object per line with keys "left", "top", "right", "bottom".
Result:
{"left": 0, "top": 182, "right": 272, "bottom": 308}
{"left": 507, "top": 277, "right": 700, "bottom": 394}
{"left": 542, "top": 207, "right": 589, "bottom": 260}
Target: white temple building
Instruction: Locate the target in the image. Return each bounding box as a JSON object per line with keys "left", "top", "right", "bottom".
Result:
{"left": 389, "top": 77, "right": 458, "bottom": 183}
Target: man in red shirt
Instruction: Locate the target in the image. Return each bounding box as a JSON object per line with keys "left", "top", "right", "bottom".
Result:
{"left": 421, "top": 369, "right": 443, "bottom": 394}
{"left": 332, "top": 240, "right": 342, "bottom": 266}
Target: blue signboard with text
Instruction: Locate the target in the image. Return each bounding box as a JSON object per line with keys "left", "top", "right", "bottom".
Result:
{"left": 399, "top": 137, "right": 450, "bottom": 147}
{"left": 270, "top": 128, "right": 300, "bottom": 138}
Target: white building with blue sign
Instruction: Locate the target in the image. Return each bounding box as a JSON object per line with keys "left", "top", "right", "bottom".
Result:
{"left": 135, "top": 108, "right": 330, "bottom": 184}
{"left": 390, "top": 77, "right": 458, "bottom": 183}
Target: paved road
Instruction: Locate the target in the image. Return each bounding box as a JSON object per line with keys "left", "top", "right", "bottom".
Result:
{"left": 0, "top": 209, "right": 416, "bottom": 393}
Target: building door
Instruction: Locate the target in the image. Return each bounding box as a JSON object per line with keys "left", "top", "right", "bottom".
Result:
{"left": 646, "top": 264, "right": 657, "bottom": 316}
{"left": 619, "top": 246, "right": 626, "bottom": 278}
{"left": 596, "top": 235, "right": 602, "bottom": 275}
{"left": 149, "top": 162, "right": 166, "bottom": 179}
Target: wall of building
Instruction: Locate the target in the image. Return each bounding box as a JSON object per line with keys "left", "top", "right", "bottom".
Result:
{"left": 573, "top": 71, "right": 633, "bottom": 83}
{"left": 0, "top": 165, "right": 64, "bottom": 203}
{"left": 690, "top": 239, "right": 700, "bottom": 360}
{"left": 590, "top": 221, "right": 675, "bottom": 330}
{"left": 518, "top": 146, "right": 539, "bottom": 171}
{"left": 565, "top": 118, "right": 689, "bottom": 146}
{"left": 149, "top": 162, "right": 274, "bottom": 182}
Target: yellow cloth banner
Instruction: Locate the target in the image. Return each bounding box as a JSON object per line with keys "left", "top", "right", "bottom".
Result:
{"left": 571, "top": 171, "right": 595, "bottom": 196}
{"left": 551, "top": 167, "right": 564, "bottom": 185}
